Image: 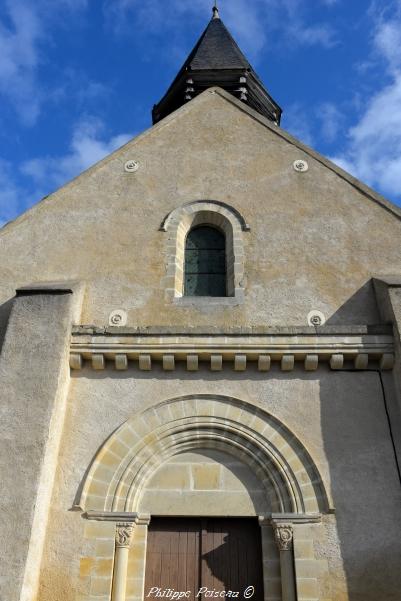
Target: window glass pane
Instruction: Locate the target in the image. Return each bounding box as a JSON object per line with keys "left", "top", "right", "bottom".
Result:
{"left": 185, "top": 250, "right": 226, "bottom": 274}
{"left": 185, "top": 274, "right": 227, "bottom": 297}
{"left": 184, "top": 226, "right": 227, "bottom": 297}
{"left": 185, "top": 227, "right": 225, "bottom": 250}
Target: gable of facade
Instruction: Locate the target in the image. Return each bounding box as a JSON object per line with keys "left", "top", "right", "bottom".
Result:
{"left": 1, "top": 88, "right": 401, "bottom": 329}
{"left": 1, "top": 10, "right": 401, "bottom": 601}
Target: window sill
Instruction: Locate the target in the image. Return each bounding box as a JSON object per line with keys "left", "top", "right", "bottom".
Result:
{"left": 172, "top": 293, "right": 243, "bottom": 307}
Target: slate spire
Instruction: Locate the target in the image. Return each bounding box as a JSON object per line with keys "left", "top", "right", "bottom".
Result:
{"left": 152, "top": 6, "right": 282, "bottom": 125}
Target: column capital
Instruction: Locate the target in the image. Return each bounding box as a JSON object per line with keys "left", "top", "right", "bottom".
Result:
{"left": 272, "top": 521, "right": 294, "bottom": 551}
{"left": 115, "top": 523, "right": 134, "bottom": 548}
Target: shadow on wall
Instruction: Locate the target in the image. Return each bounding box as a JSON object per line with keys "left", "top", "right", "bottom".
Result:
{"left": 320, "top": 364, "right": 401, "bottom": 600}
{"left": 201, "top": 520, "right": 264, "bottom": 598}
{"left": 325, "top": 280, "right": 380, "bottom": 325}
{"left": 0, "top": 298, "right": 14, "bottom": 354}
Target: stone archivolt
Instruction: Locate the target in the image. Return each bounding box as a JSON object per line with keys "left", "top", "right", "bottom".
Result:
{"left": 77, "top": 394, "right": 332, "bottom": 517}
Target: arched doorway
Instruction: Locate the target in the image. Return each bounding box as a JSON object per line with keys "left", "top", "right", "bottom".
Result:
{"left": 78, "top": 395, "right": 331, "bottom": 601}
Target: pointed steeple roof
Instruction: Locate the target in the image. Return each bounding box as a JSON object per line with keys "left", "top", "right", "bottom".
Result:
{"left": 152, "top": 7, "right": 282, "bottom": 125}
{"left": 185, "top": 10, "right": 250, "bottom": 71}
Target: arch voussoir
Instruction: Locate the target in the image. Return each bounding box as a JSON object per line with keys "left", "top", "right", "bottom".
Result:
{"left": 79, "top": 395, "right": 331, "bottom": 516}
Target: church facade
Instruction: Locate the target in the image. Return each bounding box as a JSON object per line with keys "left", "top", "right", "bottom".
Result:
{"left": 1, "top": 8, "right": 401, "bottom": 601}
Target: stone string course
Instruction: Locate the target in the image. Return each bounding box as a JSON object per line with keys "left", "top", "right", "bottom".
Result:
{"left": 70, "top": 325, "right": 394, "bottom": 372}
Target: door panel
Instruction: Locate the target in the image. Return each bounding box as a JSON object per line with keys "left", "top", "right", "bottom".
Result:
{"left": 144, "top": 518, "right": 263, "bottom": 600}
{"left": 145, "top": 519, "right": 200, "bottom": 601}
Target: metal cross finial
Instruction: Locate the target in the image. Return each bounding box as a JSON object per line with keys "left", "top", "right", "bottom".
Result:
{"left": 212, "top": 1, "right": 220, "bottom": 19}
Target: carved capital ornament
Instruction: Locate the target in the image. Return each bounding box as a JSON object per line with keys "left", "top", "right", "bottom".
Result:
{"left": 115, "top": 523, "right": 134, "bottom": 548}
{"left": 273, "top": 523, "right": 294, "bottom": 551}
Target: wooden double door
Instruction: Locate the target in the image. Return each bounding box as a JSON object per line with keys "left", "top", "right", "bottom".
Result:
{"left": 144, "top": 518, "right": 264, "bottom": 601}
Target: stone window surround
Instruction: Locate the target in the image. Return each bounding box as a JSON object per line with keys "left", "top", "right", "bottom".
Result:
{"left": 160, "top": 200, "right": 249, "bottom": 304}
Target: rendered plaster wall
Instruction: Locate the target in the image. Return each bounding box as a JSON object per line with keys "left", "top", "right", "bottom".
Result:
{"left": 1, "top": 90, "right": 401, "bottom": 327}
{"left": 0, "top": 286, "right": 83, "bottom": 601}
{"left": 36, "top": 367, "right": 401, "bottom": 601}
{"left": 372, "top": 279, "right": 401, "bottom": 465}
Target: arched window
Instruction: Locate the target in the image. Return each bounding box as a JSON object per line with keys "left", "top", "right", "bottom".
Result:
{"left": 161, "top": 201, "right": 248, "bottom": 303}
{"left": 184, "top": 225, "right": 226, "bottom": 296}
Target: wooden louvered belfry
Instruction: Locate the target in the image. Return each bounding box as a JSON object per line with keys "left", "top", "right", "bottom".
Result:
{"left": 152, "top": 6, "right": 282, "bottom": 125}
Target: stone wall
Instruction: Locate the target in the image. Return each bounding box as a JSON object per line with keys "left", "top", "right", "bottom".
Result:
{"left": 33, "top": 368, "right": 401, "bottom": 601}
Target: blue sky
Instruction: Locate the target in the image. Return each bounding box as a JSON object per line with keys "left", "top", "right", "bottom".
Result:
{"left": 1, "top": 0, "right": 401, "bottom": 226}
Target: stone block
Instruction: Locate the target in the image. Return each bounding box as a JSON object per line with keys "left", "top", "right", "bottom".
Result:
{"left": 92, "top": 354, "right": 105, "bottom": 370}
{"left": 85, "top": 479, "right": 108, "bottom": 497}
{"left": 380, "top": 353, "right": 395, "bottom": 370}
{"left": 126, "top": 577, "right": 144, "bottom": 597}
{"left": 296, "top": 578, "right": 318, "bottom": 599}
{"left": 163, "top": 354, "right": 175, "bottom": 370}
{"left": 115, "top": 354, "right": 128, "bottom": 370}
{"left": 90, "top": 577, "right": 112, "bottom": 596}
{"left": 95, "top": 558, "right": 114, "bottom": 578}
{"left": 305, "top": 354, "right": 318, "bottom": 371}
{"left": 187, "top": 354, "right": 199, "bottom": 371}
{"left": 295, "top": 560, "right": 318, "bottom": 579}
{"left": 192, "top": 464, "right": 221, "bottom": 490}
{"left": 127, "top": 543, "right": 147, "bottom": 565}
{"left": 84, "top": 521, "right": 115, "bottom": 540}
{"left": 80, "top": 557, "right": 95, "bottom": 578}
{"left": 108, "top": 438, "right": 130, "bottom": 460}
{"left": 234, "top": 354, "right": 247, "bottom": 371}
{"left": 210, "top": 354, "right": 223, "bottom": 370}
{"left": 330, "top": 354, "right": 344, "bottom": 369}
{"left": 147, "top": 464, "right": 190, "bottom": 490}
{"left": 293, "top": 540, "right": 315, "bottom": 560}
{"left": 139, "top": 354, "right": 151, "bottom": 370}
{"left": 281, "top": 355, "right": 294, "bottom": 371}
{"left": 258, "top": 355, "right": 271, "bottom": 371}
{"left": 95, "top": 540, "right": 115, "bottom": 558}
{"left": 70, "top": 353, "right": 83, "bottom": 370}
{"left": 354, "top": 353, "right": 369, "bottom": 369}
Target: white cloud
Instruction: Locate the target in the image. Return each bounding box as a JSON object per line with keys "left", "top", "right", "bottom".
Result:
{"left": 0, "top": 119, "right": 132, "bottom": 227}
{"left": 329, "top": 5, "right": 401, "bottom": 201}
{"left": 373, "top": 19, "right": 401, "bottom": 72}
{"left": 286, "top": 23, "right": 336, "bottom": 48}
{"left": 282, "top": 103, "right": 315, "bottom": 147}
{"left": 317, "top": 102, "right": 344, "bottom": 143}
{"left": 0, "top": 0, "right": 89, "bottom": 126}
{"left": 330, "top": 75, "right": 401, "bottom": 197}
{"left": 104, "top": 0, "right": 338, "bottom": 58}
{"left": 0, "top": 1, "right": 42, "bottom": 125}
{"left": 21, "top": 118, "right": 132, "bottom": 189}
